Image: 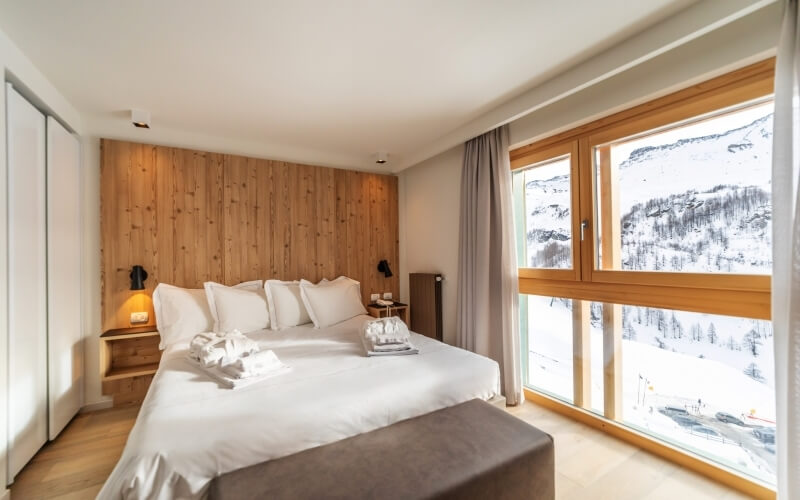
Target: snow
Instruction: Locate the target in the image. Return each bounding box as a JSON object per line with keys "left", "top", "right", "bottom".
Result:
{"left": 516, "top": 157, "right": 572, "bottom": 269}
{"left": 525, "top": 297, "right": 776, "bottom": 484}
{"left": 616, "top": 109, "right": 773, "bottom": 212}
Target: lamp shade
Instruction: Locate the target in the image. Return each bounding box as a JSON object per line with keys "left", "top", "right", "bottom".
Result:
{"left": 130, "top": 265, "right": 148, "bottom": 290}
{"left": 377, "top": 260, "right": 393, "bottom": 278}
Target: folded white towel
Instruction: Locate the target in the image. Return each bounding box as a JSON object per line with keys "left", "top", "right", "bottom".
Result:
{"left": 221, "top": 350, "right": 285, "bottom": 379}
{"left": 361, "top": 335, "right": 418, "bottom": 357}
{"left": 370, "top": 341, "right": 412, "bottom": 352}
{"left": 187, "top": 358, "right": 291, "bottom": 389}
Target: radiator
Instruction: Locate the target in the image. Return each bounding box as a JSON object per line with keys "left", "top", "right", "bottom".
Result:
{"left": 409, "top": 273, "right": 443, "bottom": 341}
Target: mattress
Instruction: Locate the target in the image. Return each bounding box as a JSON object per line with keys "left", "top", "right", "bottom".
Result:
{"left": 98, "top": 315, "right": 500, "bottom": 500}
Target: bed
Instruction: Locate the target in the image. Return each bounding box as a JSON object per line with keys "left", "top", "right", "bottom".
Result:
{"left": 98, "top": 315, "right": 501, "bottom": 500}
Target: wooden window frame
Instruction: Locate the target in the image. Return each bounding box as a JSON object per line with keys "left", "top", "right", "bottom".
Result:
{"left": 512, "top": 58, "right": 774, "bottom": 317}
{"left": 512, "top": 58, "right": 776, "bottom": 498}
{"left": 512, "top": 141, "right": 582, "bottom": 281}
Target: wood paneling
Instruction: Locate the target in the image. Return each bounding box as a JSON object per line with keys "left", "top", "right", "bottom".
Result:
{"left": 101, "top": 140, "right": 399, "bottom": 331}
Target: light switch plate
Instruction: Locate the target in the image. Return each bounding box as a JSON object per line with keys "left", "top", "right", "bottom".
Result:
{"left": 130, "top": 311, "right": 149, "bottom": 324}
{"left": 370, "top": 293, "right": 380, "bottom": 302}
{"left": 383, "top": 292, "right": 393, "bottom": 300}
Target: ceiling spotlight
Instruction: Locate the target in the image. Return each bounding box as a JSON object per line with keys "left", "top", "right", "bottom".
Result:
{"left": 131, "top": 109, "right": 151, "bottom": 129}
{"left": 374, "top": 151, "right": 389, "bottom": 164}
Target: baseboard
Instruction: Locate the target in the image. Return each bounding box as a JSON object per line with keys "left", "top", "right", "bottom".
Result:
{"left": 488, "top": 395, "right": 507, "bottom": 408}
{"left": 80, "top": 399, "right": 114, "bottom": 413}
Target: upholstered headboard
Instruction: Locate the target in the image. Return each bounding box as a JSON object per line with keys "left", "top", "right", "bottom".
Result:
{"left": 100, "top": 139, "right": 399, "bottom": 331}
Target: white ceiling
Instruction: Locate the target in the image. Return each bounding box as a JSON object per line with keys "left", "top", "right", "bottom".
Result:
{"left": 0, "top": 0, "right": 701, "bottom": 170}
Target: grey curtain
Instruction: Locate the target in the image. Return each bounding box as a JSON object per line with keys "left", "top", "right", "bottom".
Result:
{"left": 772, "top": 0, "right": 800, "bottom": 497}
{"left": 456, "top": 125, "right": 522, "bottom": 406}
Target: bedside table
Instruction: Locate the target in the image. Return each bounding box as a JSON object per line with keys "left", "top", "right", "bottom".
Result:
{"left": 100, "top": 326, "right": 161, "bottom": 406}
{"left": 366, "top": 302, "right": 410, "bottom": 324}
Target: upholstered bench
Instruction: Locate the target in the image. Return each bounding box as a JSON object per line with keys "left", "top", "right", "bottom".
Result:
{"left": 208, "top": 398, "right": 555, "bottom": 500}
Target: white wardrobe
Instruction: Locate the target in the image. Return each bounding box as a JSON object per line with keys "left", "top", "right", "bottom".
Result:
{"left": 6, "top": 83, "right": 83, "bottom": 482}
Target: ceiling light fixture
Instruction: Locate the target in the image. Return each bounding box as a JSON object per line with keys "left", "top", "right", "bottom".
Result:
{"left": 374, "top": 151, "right": 389, "bottom": 164}
{"left": 131, "top": 109, "right": 151, "bottom": 129}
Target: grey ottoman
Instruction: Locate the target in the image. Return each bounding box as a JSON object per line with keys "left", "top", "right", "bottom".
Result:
{"left": 209, "top": 398, "right": 555, "bottom": 500}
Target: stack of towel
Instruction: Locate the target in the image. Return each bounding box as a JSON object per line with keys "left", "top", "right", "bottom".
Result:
{"left": 187, "top": 330, "right": 290, "bottom": 389}
{"left": 361, "top": 317, "right": 418, "bottom": 356}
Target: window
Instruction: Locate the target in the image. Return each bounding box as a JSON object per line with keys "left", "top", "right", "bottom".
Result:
{"left": 616, "top": 304, "right": 775, "bottom": 484}
{"left": 512, "top": 59, "right": 775, "bottom": 492}
{"left": 513, "top": 155, "right": 573, "bottom": 269}
{"left": 512, "top": 142, "right": 581, "bottom": 281}
{"left": 521, "top": 294, "right": 577, "bottom": 403}
{"left": 594, "top": 100, "right": 773, "bottom": 274}
{"left": 522, "top": 294, "right": 776, "bottom": 484}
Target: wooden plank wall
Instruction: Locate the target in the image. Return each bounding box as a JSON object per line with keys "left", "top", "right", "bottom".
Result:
{"left": 101, "top": 139, "right": 399, "bottom": 332}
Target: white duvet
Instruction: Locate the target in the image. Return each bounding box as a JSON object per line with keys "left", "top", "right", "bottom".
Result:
{"left": 99, "top": 315, "right": 500, "bottom": 500}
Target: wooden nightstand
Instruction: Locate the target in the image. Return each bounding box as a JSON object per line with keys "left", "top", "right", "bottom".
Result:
{"left": 366, "top": 302, "right": 410, "bottom": 324}
{"left": 100, "top": 326, "right": 161, "bottom": 406}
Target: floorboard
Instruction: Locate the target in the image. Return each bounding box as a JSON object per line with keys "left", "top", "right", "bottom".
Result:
{"left": 9, "top": 401, "right": 753, "bottom": 499}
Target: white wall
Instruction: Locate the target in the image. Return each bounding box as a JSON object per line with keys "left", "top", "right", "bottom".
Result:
{"left": 398, "top": 4, "right": 780, "bottom": 347}
{"left": 0, "top": 25, "right": 83, "bottom": 491}
{"left": 398, "top": 145, "right": 464, "bottom": 345}
{"left": 510, "top": 2, "right": 780, "bottom": 148}
{"left": 80, "top": 136, "right": 106, "bottom": 409}
{"left": 0, "top": 43, "right": 7, "bottom": 498}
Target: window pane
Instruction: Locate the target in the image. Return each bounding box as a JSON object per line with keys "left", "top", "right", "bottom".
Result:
{"left": 609, "top": 303, "right": 775, "bottom": 484}
{"left": 513, "top": 155, "right": 572, "bottom": 269}
{"left": 522, "top": 294, "right": 574, "bottom": 403}
{"left": 594, "top": 100, "right": 773, "bottom": 274}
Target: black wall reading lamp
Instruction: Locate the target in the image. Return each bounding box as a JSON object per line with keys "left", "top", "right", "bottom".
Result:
{"left": 377, "top": 260, "right": 393, "bottom": 278}
{"left": 130, "top": 265, "right": 148, "bottom": 290}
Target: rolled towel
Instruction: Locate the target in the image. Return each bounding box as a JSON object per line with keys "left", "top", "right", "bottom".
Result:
{"left": 217, "top": 333, "right": 259, "bottom": 367}
{"left": 234, "top": 349, "right": 283, "bottom": 373}
{"left": 364, "top": 321, "right": 384, "bottom": 337}
{"left": 194, "top": 331, "right": 258, "bottom": 367}
{"left": 220, "top": 350, "right": 284, "bottom": 379}
{"left": 362, "top": 317, "right": 410, "bottom": 345}
{"left": 198, "top": 341, "right": 226, "bottom": 367}
{"left": 189, "top": 332, "right": 221, "bottom": 361}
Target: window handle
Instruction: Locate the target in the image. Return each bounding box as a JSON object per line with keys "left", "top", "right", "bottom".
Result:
{"left": 580, "top": 220, "right": 588, "bottom": 241}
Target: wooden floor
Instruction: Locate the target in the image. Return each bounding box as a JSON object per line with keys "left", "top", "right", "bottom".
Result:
{"left": 10, "top": 401, "right": 753, "bottom": 500}
{"left": 9, "top": 405, "right": 139, "bottom": 500}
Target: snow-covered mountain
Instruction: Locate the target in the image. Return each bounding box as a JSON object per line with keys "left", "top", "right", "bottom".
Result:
{"left": 521, "top": 111, "right": 773, "bottom": 273}
{"left": 618, "top": 113, "right": 773, "bottom": 274}
{"left": 523, "top": 172, "right": 571, "bottom": 268}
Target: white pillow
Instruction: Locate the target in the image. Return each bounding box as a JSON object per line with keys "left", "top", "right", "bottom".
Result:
{"left": 153, "top": 283, "right": 215, "bottom": 349}
{"left": 204, "top": 280, "right": 269, "bottom": 334}
{"left": 299, "top": 276, "right": 367, "bottom": 328}
{"left": 264, "top": 280, "right": 312, "bottom": 329}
